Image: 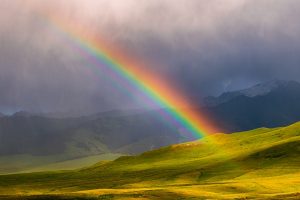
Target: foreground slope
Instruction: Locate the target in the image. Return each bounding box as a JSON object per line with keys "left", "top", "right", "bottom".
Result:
{"left": 1, "top": 122, "right": 300, "bottom": 199}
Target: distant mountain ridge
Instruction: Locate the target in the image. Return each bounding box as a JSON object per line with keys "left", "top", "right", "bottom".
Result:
{"left": 1, "top": 80, "right": 300, "bottom": 158}
{"left": 0, "top": 110, "right": 185, "bottom": 158}
{"left": 204, "top": 80, "right": 294, "bottom": 106}
{"left": 204, "top": 80, "right": 300, "bottom": 132}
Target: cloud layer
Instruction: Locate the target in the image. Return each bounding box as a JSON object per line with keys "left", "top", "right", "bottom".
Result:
{"left": 1, "top": 0, "right": 300, "bottom": 114}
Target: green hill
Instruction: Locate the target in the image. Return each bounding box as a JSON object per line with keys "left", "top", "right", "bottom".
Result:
{"left": 1, "top": 122, "right": 300, "bottom": 199}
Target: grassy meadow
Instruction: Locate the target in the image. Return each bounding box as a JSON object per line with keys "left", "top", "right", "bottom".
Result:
{"left": 1, "top": 122, "right": 300, "bottom": 199}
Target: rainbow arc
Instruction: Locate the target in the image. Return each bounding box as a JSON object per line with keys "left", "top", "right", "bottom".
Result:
{"left": 33, "top": 7, "right": 220, "bottom": 139}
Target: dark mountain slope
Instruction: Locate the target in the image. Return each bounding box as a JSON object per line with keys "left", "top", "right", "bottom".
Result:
{"left": 0, "top": 115, "right": 86, "bottom": 155}
{"left": 0, "top": 111, "right": 184, "bottom": 157}
{"left": 204, "top": 80, "right": 291, "bottom": 106}
{"left": 206, "top": 80, "right": 300, "bottom": 132}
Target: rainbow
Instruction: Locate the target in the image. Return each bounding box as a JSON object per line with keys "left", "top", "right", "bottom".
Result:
{"left": 35, "top": 9, "right": 219, "bottom": 139}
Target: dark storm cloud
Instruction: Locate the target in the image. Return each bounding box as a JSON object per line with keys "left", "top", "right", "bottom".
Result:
{"left": 126, "top": 0, "right": 300, "bottom": 96}
{"left": 0, "top": 0, "right": 300, "bottom": 114}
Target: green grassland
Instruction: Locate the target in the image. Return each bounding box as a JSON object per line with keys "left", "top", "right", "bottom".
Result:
{"left": 1, "top": 122, "right": 300, "bottom": 199}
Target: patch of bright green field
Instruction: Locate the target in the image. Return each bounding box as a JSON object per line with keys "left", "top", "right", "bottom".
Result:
{"left": 1, "top": 122, "right": 300, "bottom": 199}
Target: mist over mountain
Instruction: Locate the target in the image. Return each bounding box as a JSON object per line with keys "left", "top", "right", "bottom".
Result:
{"left": 1, "top": 80, "right": 300, "bottom": 159}
{"left": 204, "top": 80, "right": 293, "bottom": 106}
{"left": 0, "top": 110, "right": 184, "bottom": 158}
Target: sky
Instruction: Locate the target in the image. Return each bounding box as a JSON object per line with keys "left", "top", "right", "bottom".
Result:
{"left": 1, "top": 0, "right": 300, "bottom": 115}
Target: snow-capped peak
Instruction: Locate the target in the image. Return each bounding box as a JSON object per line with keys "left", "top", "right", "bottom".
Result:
{"left": 240, "top": 80, "right": 288, "bottom": 97}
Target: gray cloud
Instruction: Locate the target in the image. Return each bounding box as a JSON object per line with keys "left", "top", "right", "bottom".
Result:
{"left": 1, "top": 0, "right": 300, "bottom": 114}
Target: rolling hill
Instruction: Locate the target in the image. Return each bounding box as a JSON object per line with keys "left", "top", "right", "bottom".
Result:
{"left": 1, "top": 121, "right": 300, "bottom": 199}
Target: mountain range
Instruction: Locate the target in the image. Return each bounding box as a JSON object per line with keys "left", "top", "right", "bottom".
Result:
{"left": 0, "top": 110, "right": 185, "bottom": 158}
{"left": 204, "top": 80, "right": 291, "bottom": 106}
{"left": 1, "top": 80, "right": 300, "bottom": 164}
{"left": 205, "top": 80, "right": 300, "bottom": 132}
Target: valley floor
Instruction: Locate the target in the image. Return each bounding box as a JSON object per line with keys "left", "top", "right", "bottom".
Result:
{"left": 1, "top": 180, "right": 300, "bottom": 200}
